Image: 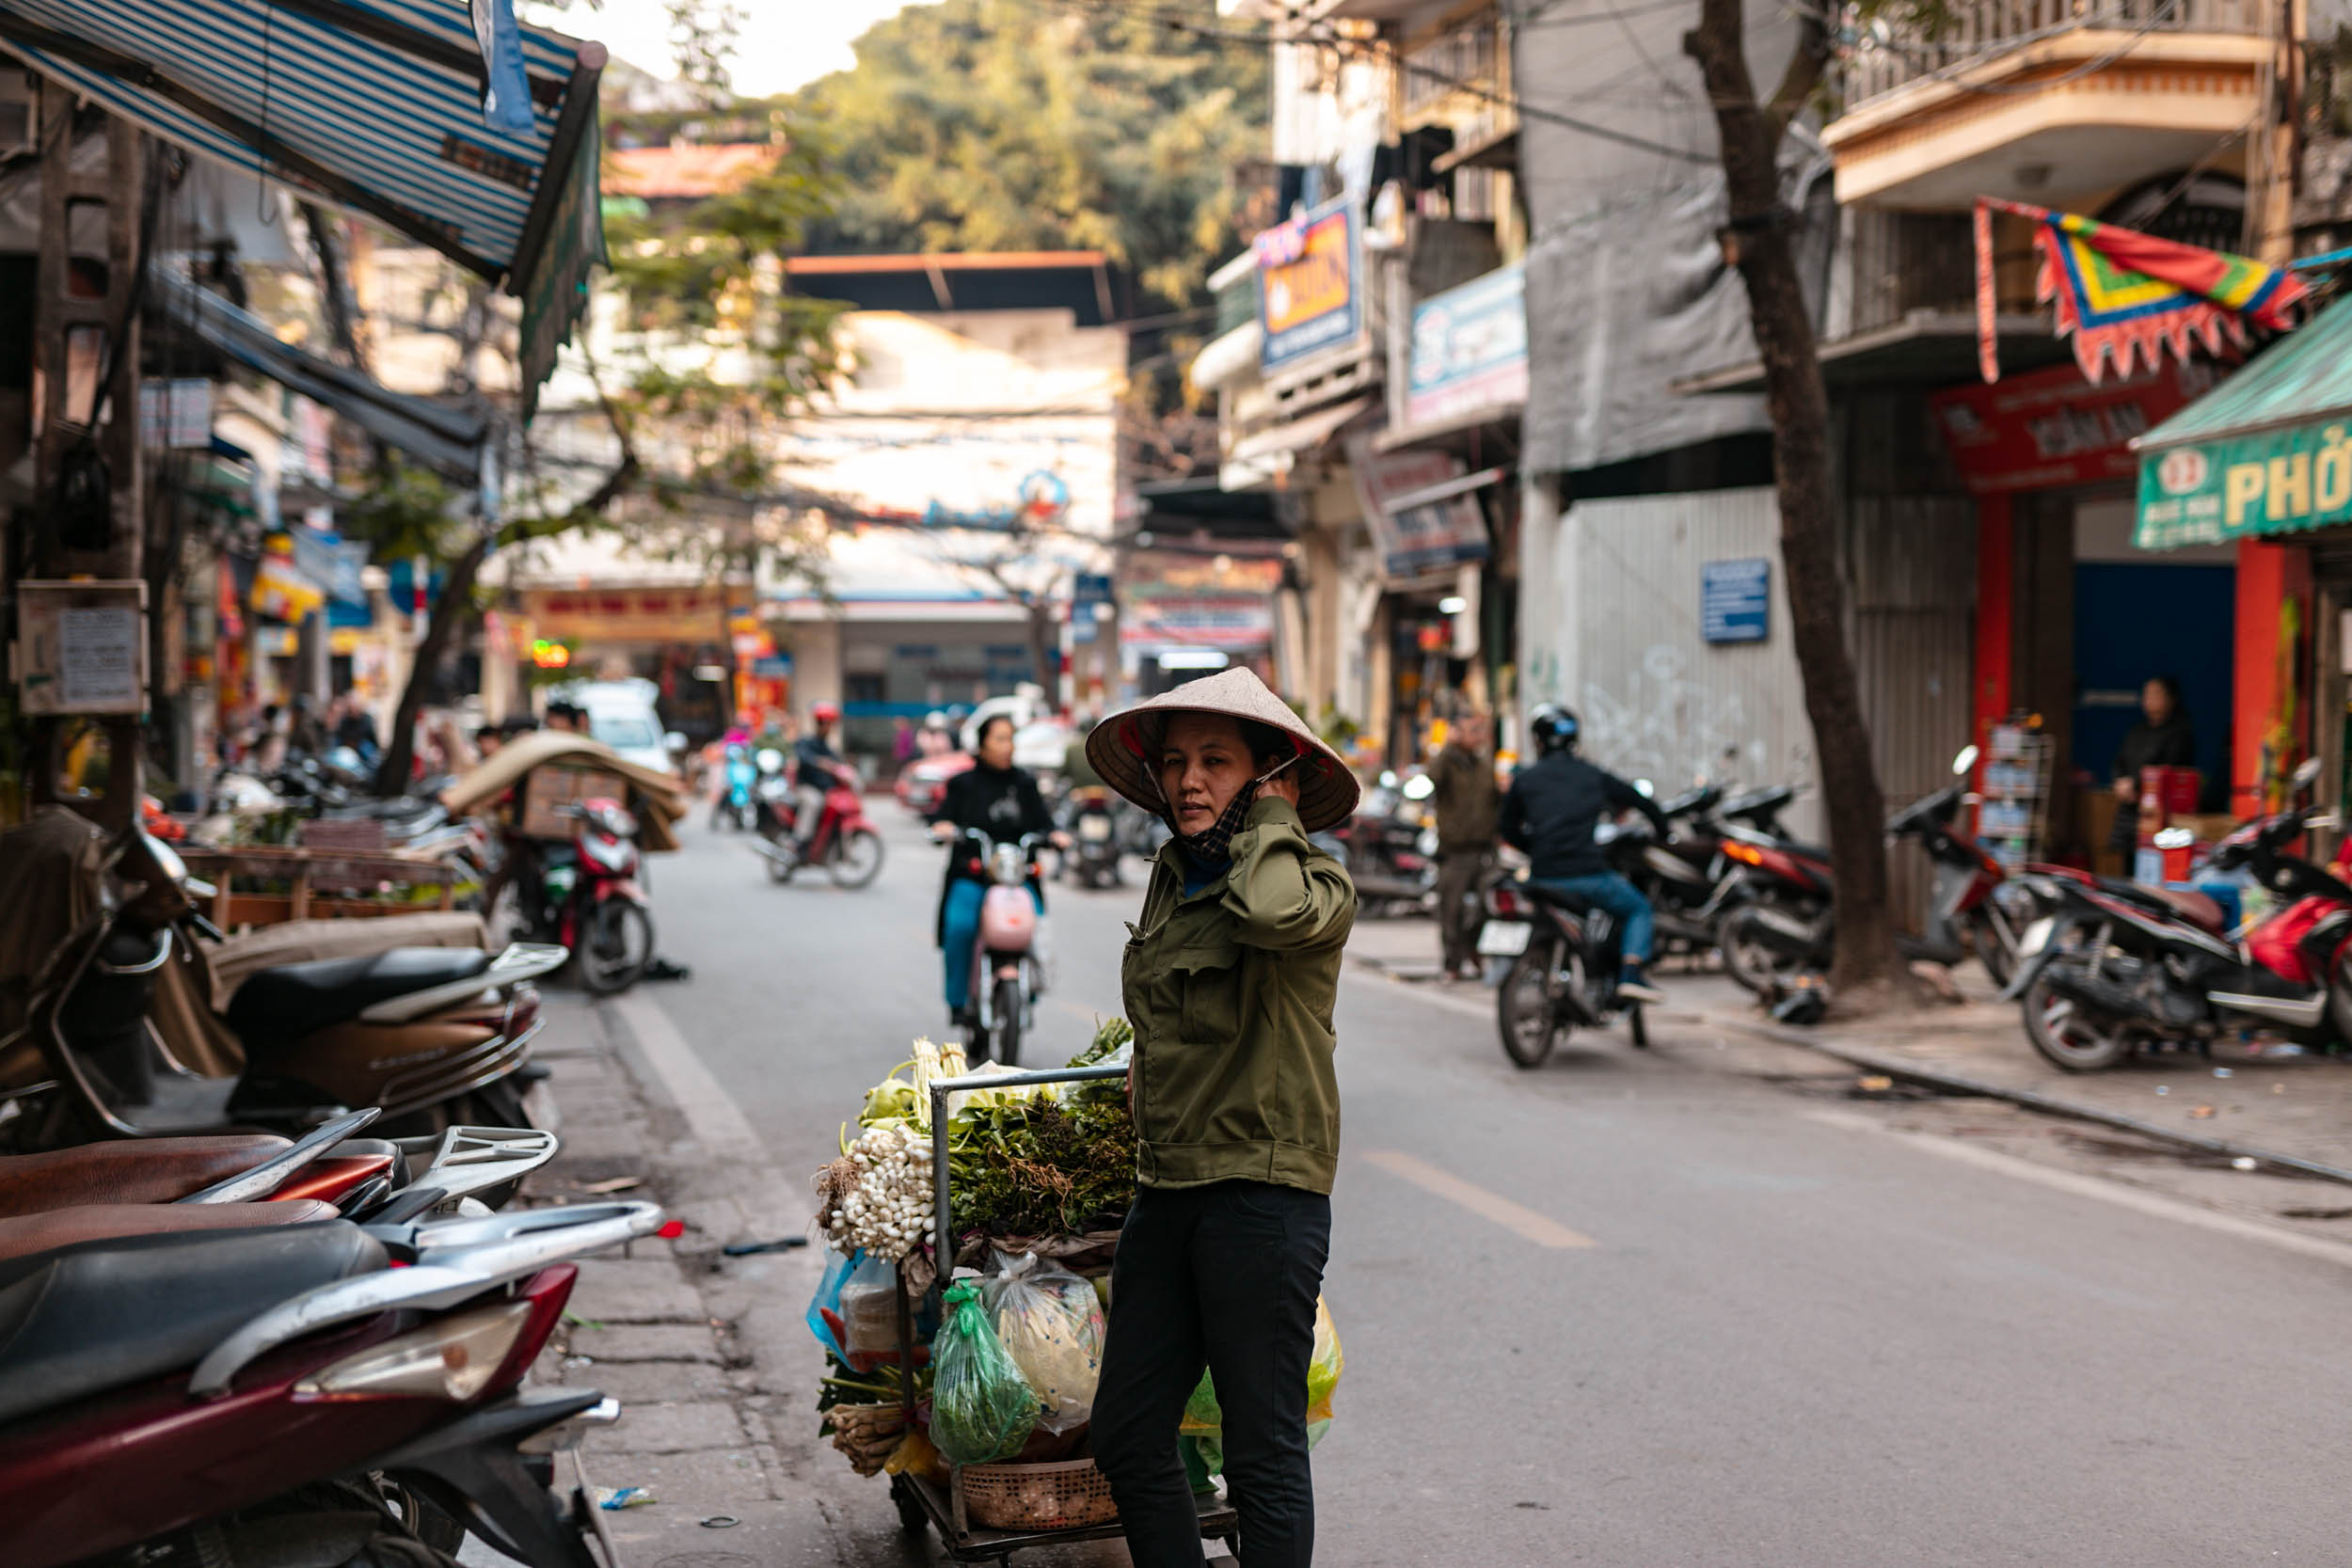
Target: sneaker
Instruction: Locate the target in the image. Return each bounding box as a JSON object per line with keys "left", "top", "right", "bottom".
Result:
{"left": 1616, "top": 975, "right": 1667, "bottom": 1006}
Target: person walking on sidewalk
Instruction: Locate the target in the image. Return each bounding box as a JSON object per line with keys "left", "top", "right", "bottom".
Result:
{"left": 1082, "top": 668, "right": 1359, "bottom": 1568}
{"left": 1428, "top": 709, "right": 1499, "bottom": 980}
{"left": 1499, "top": 704, "right": 1671, "bottom": 1005}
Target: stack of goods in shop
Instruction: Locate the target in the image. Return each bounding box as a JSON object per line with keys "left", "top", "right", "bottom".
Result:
{"left": 805, "top": 1022, "right": 1345, "bottom": 1536}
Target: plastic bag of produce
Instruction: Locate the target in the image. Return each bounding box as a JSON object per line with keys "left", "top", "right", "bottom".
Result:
{"left": 804, "top": 1247, "right": 857, "bottom": 1361}
{"left": 1180, "top": 1296, "right": 1343, "bottom": 1467}
{"left": 980, "top": 1249, "right": 1105, "bottom": 1433}
{"left": 838, "top": 1251, "right": 903, "bottom": 1362}
{"left": 929, "top": 1280, "right": 1040, "bottom": 1465}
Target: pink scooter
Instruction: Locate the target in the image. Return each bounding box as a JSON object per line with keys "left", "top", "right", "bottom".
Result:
{"left": 956, "top": 828, "right": 1046, "bottom": 1066}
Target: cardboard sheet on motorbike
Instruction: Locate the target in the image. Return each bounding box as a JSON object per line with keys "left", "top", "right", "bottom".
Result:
{"left": 440, "top": 731, "right": 685, "bottom": 853}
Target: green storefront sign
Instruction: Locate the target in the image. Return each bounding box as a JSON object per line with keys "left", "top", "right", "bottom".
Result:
{"left": 2135, "top": 291, "right": 2352, "bottom": 550}
{"left": 2136, "top": 421, "right": 2352, "bottom": 549}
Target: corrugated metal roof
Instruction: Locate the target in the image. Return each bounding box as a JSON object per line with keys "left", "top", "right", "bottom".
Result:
{"left": 2135, "top": 293, "right": 2352, "bottom": 451}
{"left": 0, "top": 0, "right": 606, "bottom": 414}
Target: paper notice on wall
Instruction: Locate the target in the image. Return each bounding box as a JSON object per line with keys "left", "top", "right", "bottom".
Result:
{"left": 56, "top": 606, "right": 141, "bottom": 707}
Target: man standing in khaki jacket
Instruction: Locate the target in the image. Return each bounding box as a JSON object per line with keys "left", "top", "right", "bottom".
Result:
{"left": 1429, "top": 709, "right": 1500, "bottom": 980}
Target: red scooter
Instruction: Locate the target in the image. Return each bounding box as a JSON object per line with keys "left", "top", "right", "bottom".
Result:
{"left": 516, "top": 798, "right": 654, "bottom": 994}
{"left": 2003, "top": 756, "right": 2352, "bottom": 1070}
{"left": 0, "top": 1198, "right": 660, "bottom": 1567}
{"left": 752, "top": 782, "right": 886, "bottom": 889}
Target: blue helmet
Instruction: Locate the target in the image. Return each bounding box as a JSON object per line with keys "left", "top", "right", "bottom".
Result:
{"left": 1527, "top": 704, "right": 1580, "bottom": 755}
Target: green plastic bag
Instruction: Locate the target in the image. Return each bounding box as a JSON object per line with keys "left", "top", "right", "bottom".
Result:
{"left": 1181, "top": 1296, "right": 1343, "bottom": 1475}
{"left": 929, "top": 1281, "right": 1040, "bottom": 1465}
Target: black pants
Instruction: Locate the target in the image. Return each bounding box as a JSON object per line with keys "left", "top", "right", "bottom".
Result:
{"left": 1091, "top": 1180, "right": 1331, "bottom": 1568}
{"left": 1435, "top": 848, "right": 1492, "bottom": 971}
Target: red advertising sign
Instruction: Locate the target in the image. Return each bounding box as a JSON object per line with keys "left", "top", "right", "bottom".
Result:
{"left": 1931, "top": 356, "right": 2221, "bottom": 496}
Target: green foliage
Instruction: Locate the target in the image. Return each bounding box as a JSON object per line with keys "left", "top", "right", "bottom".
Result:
{"left": 788, "top": 0, "right": 1269, "bottom": 312}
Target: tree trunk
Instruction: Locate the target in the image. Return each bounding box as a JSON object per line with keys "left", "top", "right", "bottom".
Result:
{"left": 1026, "top": 599, "right": 1059, "bottom": 705}
{"left": 1685, "top": 0, "right": 1903, "bottom": 1002}
{"left": 372, "top": 532, "right": 490, "bottom": 796}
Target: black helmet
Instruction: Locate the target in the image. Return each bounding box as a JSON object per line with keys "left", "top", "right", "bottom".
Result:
{"left": 1528, "top": 704, "right": 1580, "bottom": 755}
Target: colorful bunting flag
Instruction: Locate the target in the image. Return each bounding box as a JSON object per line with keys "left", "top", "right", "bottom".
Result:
{"left": 1975, "top": 197, "right": 2306, "bottom": 384}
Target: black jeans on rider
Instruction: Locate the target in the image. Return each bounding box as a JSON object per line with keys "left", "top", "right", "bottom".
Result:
{"left": 1092, "top": 1180, "right": 1330, "bottom": 1568}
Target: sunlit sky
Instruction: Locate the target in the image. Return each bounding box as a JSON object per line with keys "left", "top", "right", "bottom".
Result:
{"left": 523, "top": 0, "right": 921, "bottom": 99}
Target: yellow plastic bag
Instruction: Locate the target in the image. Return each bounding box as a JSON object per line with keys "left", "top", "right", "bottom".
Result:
{"left": 1180, "top": 1297, "right": 1343, "bottom": 1443}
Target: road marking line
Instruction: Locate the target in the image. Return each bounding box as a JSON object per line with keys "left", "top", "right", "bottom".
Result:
{"left": 1802, "top": 1107, "right": 2352, "bottom": 1273}
{"left": 1361, "top": 1149, "right": 1597, "bottom": 1248}
{"left": 605, "top": 988, "right": 802, "bottom": 1236}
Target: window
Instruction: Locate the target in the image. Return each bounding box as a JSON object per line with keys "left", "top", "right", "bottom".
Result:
{"left": 592, "top": 715, "right": 660, "bottom": 750}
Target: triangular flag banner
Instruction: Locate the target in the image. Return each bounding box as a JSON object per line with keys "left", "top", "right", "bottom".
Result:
{"left": 1974, "top": 197, "right": 2306, "bottom": 384}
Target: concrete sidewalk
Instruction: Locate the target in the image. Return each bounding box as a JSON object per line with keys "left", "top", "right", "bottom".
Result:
{"left": 1342, "top": 911, "right": 2352, "bottom": 1182}
{"left": 501, "top": 991, "right": 866, "bottom": 1568}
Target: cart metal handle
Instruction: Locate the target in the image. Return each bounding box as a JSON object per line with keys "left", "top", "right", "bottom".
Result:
{"left": 928, "top": 1065, "right": 1127, "bottom": 1287}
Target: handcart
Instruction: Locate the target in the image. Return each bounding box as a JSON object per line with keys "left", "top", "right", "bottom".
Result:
{"left": 884, "top": 1062, "right": 1240, "bottom": 1564}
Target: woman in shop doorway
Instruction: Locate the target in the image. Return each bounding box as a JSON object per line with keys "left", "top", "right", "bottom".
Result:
{"left": 2107, "top": 674, "right": 2197, "bottom": 859}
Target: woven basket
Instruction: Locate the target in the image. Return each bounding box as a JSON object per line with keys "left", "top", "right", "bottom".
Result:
{"left": 958, "top": 1458, "right": 1119, "bottom": 1530}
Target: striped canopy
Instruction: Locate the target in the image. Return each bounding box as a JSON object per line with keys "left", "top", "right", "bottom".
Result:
{"left": 0, "top": 0, "right": 607, "bottom": 415}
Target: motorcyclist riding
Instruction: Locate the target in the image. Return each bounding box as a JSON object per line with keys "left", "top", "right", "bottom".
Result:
{"left": 790, "top": 702, "right": 852, "bottom": 859}
{"left": 1498, "top": 705, "right": 1671, "bottom": 1005}
{"left": 929, "top": 714, "right": 1067, "bottom": 1028}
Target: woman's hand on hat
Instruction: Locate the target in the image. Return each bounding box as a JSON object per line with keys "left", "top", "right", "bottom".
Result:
{"left": 1255, "top": 770, "right": 1302, "bottom": 808}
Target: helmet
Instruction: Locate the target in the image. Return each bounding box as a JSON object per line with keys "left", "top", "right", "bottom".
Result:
{"left": 811, "top": 701, "right": 840, "bottom": 724}
{"left": 1527, "top": 704, "right": 1580, "bottom": 755}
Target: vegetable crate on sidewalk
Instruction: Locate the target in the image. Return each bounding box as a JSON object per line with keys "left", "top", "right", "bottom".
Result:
{"left": 809, "top": 1040, "right": 1242, "bottom": 1566}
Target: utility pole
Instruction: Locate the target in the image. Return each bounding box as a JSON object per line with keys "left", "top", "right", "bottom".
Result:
{"left": 27, "top": 87, "right": 146, "bottom": 831}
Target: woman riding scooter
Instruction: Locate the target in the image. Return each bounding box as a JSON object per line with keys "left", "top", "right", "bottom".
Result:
{"left": 928, "top": 715, "right": 1065, "bottom": 1031}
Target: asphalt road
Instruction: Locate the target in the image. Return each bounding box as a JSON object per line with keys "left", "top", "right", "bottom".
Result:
{"left": 637, "top": 806, "right": 2352, "bottom": 1566}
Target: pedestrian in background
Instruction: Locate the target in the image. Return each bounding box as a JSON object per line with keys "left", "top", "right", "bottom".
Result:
{"left": 1429, "top": 708, "right": 1499, "bottom": 981}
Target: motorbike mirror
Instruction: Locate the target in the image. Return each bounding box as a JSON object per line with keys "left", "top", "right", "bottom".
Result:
{"left": 1401, "top": 774, "right": 1435, "bottom": 801}
{"left": 2294, "top": 755, "right": 2325, "bottom": 792}
{"left": 1377, "top": 770, "right": 1399, "bottom": 788}
{"left": 1634, "top": 778, "right": 1655, "bottom": 798}
{"left": 1951, "top": 744, "right": 1979, "bottom": 776}
{"left": 664, "top": 731, "right": 688, "bottom": 752}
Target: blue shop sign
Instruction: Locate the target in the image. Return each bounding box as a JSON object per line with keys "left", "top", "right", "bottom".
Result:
{"left": 1701, "top": 558, "right": 1770, "bottom": 644}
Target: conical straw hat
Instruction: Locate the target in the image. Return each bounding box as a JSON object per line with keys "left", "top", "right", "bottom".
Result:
{"left": 1085, "top": 668, "right": 1360, "bottom": 833}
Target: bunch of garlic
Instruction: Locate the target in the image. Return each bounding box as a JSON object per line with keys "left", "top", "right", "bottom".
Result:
{"left": 823, "top": 1120, "right": 933, "bottom": 1259}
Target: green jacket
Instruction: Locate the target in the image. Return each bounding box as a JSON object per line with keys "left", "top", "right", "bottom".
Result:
{"left": 1120, "top": 797, "right": 1356, "bottom": 1195}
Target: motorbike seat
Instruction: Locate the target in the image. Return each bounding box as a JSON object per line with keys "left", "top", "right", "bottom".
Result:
{"left": 0, "top": 1215, "right": 374, "bottom": 1425}
{"left": 227, "top": 947, "right": 494, "bottom": 1044}
{"left": 2136, "top": 883, "right": 2227, "bottom": 933}
{"left": 0, "top": 1134, "right": 290, "bottom": 1218}
{"left": 1722, "top": 784, "right": 1795, "bottom": 823}
{"left": 1525, "top": 883, "right": 1597, "bottom": 915}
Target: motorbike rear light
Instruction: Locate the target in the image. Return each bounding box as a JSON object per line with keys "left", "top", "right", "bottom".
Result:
{"left": 295, "top": 1299, "right": 535, "bottom": 1402}
{"left": 1492, "top": 885, "right": 1526, "bottom": 918}
{"left": 1722, "top": 841, "right": 1764, "bottom": 866}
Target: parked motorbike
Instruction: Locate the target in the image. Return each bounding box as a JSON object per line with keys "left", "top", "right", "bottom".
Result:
{"left": 751, "top": 783, "right": 886, "bottom": 889}
{"left": 952, "top": 828, "right": 1045, "bottom": 1067}
{"left": 1714, "top": 747, "right": 2021, "bottom": 994}
{"left": 1477, "top": 826, "right": 1653, "bottom": 1068}
{"left": 1335, "top": 770, "right": 1438, "bottom": 918}
{"left": 1060, "top": 785, "right": 1122, "bottom": 889}
{"left": 514, "top": 799, "right": 656, "bottom": 995}
{"left": 0, "top": 1197, "right": 662, "bottom": 1568}
{"left": 2002, "top": 756, "right": 2349, "bottom": 1070}
{"left": 711, "top": 742, "right": 757, "bottom": 832}
{"left": 0, "top": 827, "right": 565, "bottom": 1148}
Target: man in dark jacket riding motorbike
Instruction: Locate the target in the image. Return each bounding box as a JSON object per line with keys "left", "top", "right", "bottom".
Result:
{"left": 789, "top": 702, "right": 852, "bottom": 858}
{"left": 1498, "top": 705, "right": 1671, "bottom": 1005}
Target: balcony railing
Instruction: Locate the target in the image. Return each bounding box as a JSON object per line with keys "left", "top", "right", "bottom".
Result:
{"left": 1836, "top": 0, "right": 2265, "bottom": 112}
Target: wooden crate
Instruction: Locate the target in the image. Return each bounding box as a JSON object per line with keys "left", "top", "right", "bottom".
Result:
{"left": 520, "top": 765, "right": 627, "bottom": 840}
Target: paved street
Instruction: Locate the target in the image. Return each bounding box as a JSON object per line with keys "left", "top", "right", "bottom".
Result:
{"left": 605, "top": 808, "right": 2352, "bottom": 1565}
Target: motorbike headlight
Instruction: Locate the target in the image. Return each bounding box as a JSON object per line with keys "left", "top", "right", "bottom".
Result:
{"left": 296, "top": 1299, "right": 532, "bottom": 1402}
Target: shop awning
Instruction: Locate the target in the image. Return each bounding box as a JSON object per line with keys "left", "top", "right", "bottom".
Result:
{"left": 0, "top": 0, "right": 606, "bottom": 417}
{"left": 153, "top": 269, "right": 489, "bottom": 483}
{"left": 1228, "top": 395, "right": 1376, "bottom": 464}
{"left": 2132, "top": 293, "right": 2352, "bottom": 550}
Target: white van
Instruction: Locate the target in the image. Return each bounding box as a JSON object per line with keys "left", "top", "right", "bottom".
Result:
{"left": 552, "top": 679, "right": 677, "bottom": 775}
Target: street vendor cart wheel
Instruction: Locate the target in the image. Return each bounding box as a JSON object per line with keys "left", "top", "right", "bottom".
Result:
{"left": 890, "top": 1475, "right": 930, "bottom": 1535}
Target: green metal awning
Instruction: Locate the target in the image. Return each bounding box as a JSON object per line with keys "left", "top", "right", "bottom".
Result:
{"left": 2134, "top": 293, "right": 2352, "bottom": 549}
